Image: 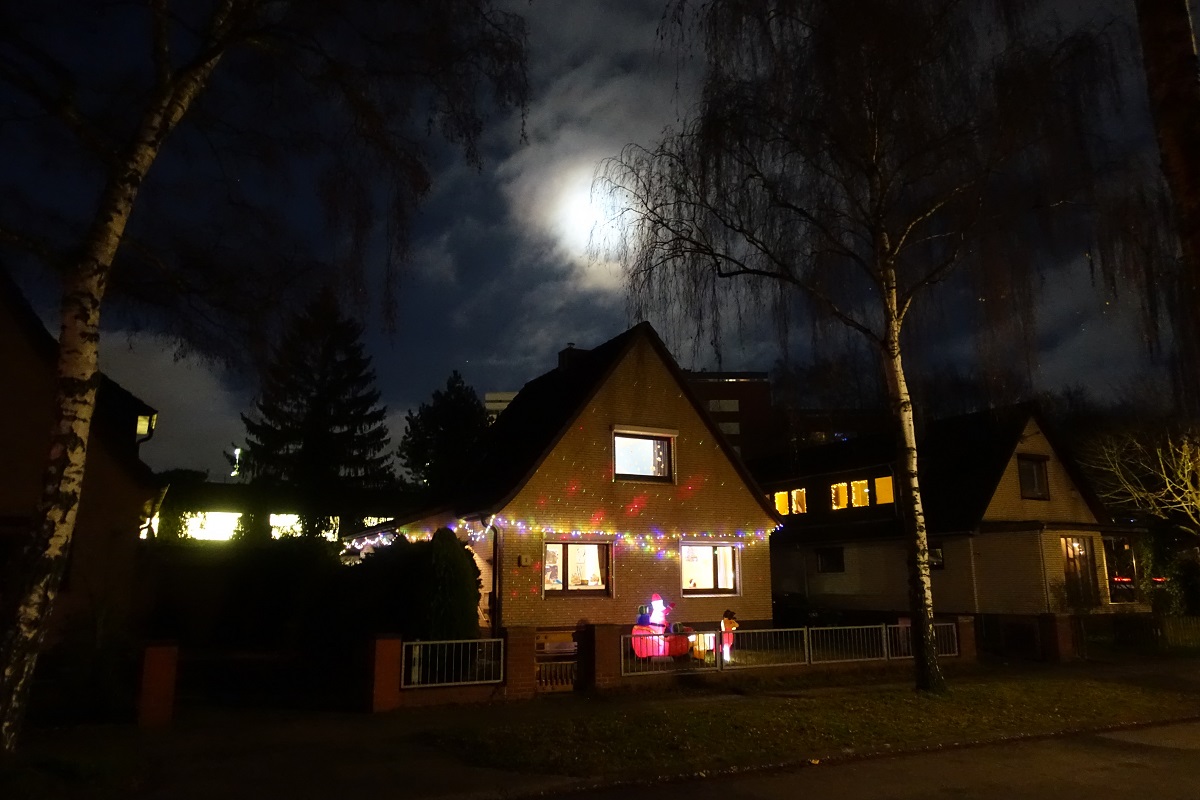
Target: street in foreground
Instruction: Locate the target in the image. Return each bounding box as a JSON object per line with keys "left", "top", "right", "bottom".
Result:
{"left": 574, "top": 721, "right": 1200, "bottom": 800}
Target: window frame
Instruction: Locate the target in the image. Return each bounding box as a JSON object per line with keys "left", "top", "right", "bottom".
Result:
{"left": 680, "top": 542, "right": 739, "bottom": 596}
{"left": 612, "top": 427, "right": 676, "bottom": 483}
{"left": 543, "top": 541, "right": 612, "bottom": 597}
{"left": 1017, "top": 454, "right": 1050, "bottom": 500}
{"left": 929, "top": 544, "right": 945, "bottom": 570}
{"left": 815, "top": 546, "right": 845, "bottom": 574}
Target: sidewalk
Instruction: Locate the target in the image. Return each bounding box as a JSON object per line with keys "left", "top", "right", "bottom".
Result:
{"left": 10, "top": 655, "right": 1200, "bottom": 800}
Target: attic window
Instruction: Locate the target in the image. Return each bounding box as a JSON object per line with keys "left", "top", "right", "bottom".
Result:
{"left": 136, "top": 413, "right": 157, "bottom": 436}
{"left": 1018, "top": 455, "right": 1049, "bottom": 500}
{"left": 772, "top": 489, "right": 806, "bottom": 515}
{"left": 613, "top": 429, "right": 675, "bottom": 482}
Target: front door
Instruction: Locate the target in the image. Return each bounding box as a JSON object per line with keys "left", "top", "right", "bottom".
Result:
{"left": 1061, "top": 536, "right": 1100, "bottom": 609}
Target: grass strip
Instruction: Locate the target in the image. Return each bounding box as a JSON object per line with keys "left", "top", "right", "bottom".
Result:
{"left": 431, "top": 676, "right": 1200, "bottom": 778}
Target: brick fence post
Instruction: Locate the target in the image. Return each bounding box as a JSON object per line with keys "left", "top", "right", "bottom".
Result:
{"left": 956, "top": 616, "right": 977, "bottom": 662}
{"left": 1038, "top": 613, "right": 1077, "bottom": 662}
{"left": 592, "top": 624, "right": 623, "bottom": 690}
{"left": 370, "top": 636, "right": 403, "bottom": 713}
{"left": 504, "top": 627, "right": 537, "bottom": 699}
{"left": 138, "top": 642, "right": 178, "bottom": 728}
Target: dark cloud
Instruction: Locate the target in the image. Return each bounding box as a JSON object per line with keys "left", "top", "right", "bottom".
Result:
{"left": 93, "top": 0, "right": 1157, "bottom": 475}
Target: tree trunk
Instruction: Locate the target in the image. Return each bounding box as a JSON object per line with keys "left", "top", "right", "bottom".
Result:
{"left": 1134, "top": 0, "right": 1200, "bottom": 415}
{"left": 0, "top": 63, "right": 220, "bottom": 754}
{"left": 881, "top": 272, "right": 946, "bottom": 693}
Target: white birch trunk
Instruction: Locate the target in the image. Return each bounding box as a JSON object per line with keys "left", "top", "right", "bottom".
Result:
{"left": 0, "top": 60, "right": 222, "bottom": 754}
{"left": 881, "top": 269, "right": 946, "bottom": 693}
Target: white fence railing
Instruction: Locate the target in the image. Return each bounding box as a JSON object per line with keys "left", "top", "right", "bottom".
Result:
{"left": 621, "top": 622, "right": 959, "bottom": 676}
{"left": 401, "top": 638, "right": 504, "bottom": 689}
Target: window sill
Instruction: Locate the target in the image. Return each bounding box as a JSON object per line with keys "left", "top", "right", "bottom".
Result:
{"left": 681, "top": 590, "right": 739, "bottom": 597}
{"left": 543, "top": 589, "right": 611, "bottom": 598}
{"left": 614, "top": 474, "right": 674, "bottom": 484}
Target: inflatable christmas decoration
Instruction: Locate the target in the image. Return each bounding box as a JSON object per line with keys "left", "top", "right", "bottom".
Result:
{"left": 630, "top": 593, "right": 694, "bottom": 658}
{"left": 721, "top": 609, "right": 739, "bottom": 663}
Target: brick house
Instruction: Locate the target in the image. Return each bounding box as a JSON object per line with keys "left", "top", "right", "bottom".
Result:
{"left": 0, "top": 269, "right": 161, "bottom": 645}
{"left": 763, "top": 405, "right": 1148, "bottom": 634}
{"left": 348, "top": 322, "right": 779, "bottom": 635}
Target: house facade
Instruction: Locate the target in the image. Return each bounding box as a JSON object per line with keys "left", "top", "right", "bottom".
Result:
{"left": 0, "top": 269, "right": 161, "bottom": 645}
{"left": 765, "top": 407, "right": 1146, "bottom": 623}
{"left": 347, "top": 323, "right": 779, "bottom": 634}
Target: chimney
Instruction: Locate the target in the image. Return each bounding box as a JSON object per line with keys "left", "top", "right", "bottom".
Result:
{"left": 558, "top": 342, "right": 586, "bottom": 370}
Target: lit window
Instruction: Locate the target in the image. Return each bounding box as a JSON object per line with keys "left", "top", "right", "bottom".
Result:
{"left": 831, "top": 483, "right": 849, "bottom": 510}
{"left": 708, "top": 399, "right": 739, "bottom": 412}
{"left": 790, "top": 488, "right": 806, "bottom": 514}
{"left": 544, "top": 542, "right": 609, "bottom": 593}
{"left": 1018, "top": 455, "right": 1049, "bottom": 499}
{"left": 136, "top": 413, "right": 157, "bottom": 436}
{"left": 614, "top": 433, "right": 673, "bottom": 481}
{"left": 773, "top": 491, "right": 790, "bottom": 515}
{"left": 1104, "top": 536, "right": 1138, "bottom": 603}
{"left": 718, "top": 421, "right": 741, "bottom": 435}
{"left": 816, "top": 547, "right": 845, "bottom": 573}
{"left": 682, "top": 544, "right": 737, "bottom": 594}
{"left": 851, "top": 480, "right": 870, "bottom": 507}
{"left": 875, "top": 476, "right": 894, "bottom": 504}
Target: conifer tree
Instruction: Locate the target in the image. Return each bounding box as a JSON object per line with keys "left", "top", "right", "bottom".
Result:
{"left": 398, "top": 371, "right": 488, "bottom": 498}
{"left": 243, "top": 290, "right": 393, "bottom": 536}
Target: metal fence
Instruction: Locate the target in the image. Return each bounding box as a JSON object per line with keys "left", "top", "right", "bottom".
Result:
{"left": 1160, "top": 616, "right": 1200, "bottom": 650}
{"left": 722, "top": 627, "right": 809, "bottom": 670}
{"left": 536, "top": 660, "right": 578, "bottom": 692}
{"left": 621, "top": 622, "right": 959, "bottom": 676}
{"left": 620, "top": 632, "right": 720, "bottom": 676}
{"left": 401, "top": 638, "right": 504, "bottom": 689}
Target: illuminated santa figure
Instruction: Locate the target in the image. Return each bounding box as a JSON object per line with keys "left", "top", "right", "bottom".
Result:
{"left": 648, "top": 593, "right": 674, "bottom": 628}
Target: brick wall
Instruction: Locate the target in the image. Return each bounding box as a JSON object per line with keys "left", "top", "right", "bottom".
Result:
{"left": 493, "top": 336, "right": 776, "bottom": 629}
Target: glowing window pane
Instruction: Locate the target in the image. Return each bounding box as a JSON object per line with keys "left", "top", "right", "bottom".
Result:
{"left": 875, "top": 476, "right": 894, "bottom": 504}
{"left": 790, "top": 489, "right": 806, "bottom": 514}
{"left": 773, "top": 492, "right": 790, "bottom": 515}
{"left": 831, "top": 483, "right": 849, "bottom": 510}
{"left": 682, "top": 544, "right": 737, "bottom": 593}
{"left": 851, "top": 480, "right": 870, "bottom": 507}
{"left": 614, "top": 434, "right": 672, "bottom": 479}
{"left": 544, "top": 543, "right": 563, "bottom": 590}
{"left": 185, "top": 511, "right": 241, "bottom": 541}
{"left": 270, "top": 514, "right": 303, "bottom": 538}
{"left": 545, "top": 543, "right": 608, "bottom": 592}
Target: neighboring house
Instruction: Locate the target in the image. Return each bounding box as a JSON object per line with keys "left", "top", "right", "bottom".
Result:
{"left": 762, "top": 405, "right": 1147, "bottom": 626}
{"left": 0, "top": 269, "right": 160, "bottom": 645}
{"left": 150, "top": 478, "right": 401, "bottom": 541}
{"left": 346, "top": 322, "right": 779, "bottom": 634}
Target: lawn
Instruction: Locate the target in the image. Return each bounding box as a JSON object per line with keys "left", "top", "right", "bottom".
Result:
{"left": 431, "top": 674, "right": 1200, "bottom": 778}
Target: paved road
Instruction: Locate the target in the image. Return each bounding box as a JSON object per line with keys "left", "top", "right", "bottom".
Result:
{"left": 571, "top": 721, "right": 1200, "bottom": 800}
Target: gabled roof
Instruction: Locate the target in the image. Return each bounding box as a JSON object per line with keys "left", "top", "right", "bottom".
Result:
{"left": 1, "top": 267, "right": 158, "bottom": 489}
{"left": 429, "top": 321, "right": 776, "bottom": 523}
{"left": 762, "top": 403, "right": 1113, "bottom": 536}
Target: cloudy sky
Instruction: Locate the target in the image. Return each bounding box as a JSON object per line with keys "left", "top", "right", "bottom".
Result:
{"left": 76, "top": 0, "right": 1154, "bottom": 477}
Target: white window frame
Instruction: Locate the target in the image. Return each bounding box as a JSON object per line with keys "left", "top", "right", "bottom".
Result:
{"left": 612, "top": 425, "right": 677, "bottom": 483}
{"left": 680, "top": 541, "right": 740, "bottom": 596}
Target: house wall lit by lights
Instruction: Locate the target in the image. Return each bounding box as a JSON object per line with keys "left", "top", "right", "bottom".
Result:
{"left": 346, "top": 322, "right": 780, "bottom": 632}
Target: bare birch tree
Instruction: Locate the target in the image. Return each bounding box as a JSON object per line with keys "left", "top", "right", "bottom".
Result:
{"left": 598, "top": 0, "right": 1129, "bottom": 691}
{"left": 0, "top": 0, "right": 527, "bottom": 752}
{"left": 1084, "top": 427, "right": 1200, "bottom": 536}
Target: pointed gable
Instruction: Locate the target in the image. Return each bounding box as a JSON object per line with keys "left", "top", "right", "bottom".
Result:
{"left": 453, "top": 322, "right": 777, "bottom": 530}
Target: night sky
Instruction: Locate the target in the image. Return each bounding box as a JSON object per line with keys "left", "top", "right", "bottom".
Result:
{"left": 47, "top": 0, "right": 1156, "bottom": 477}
